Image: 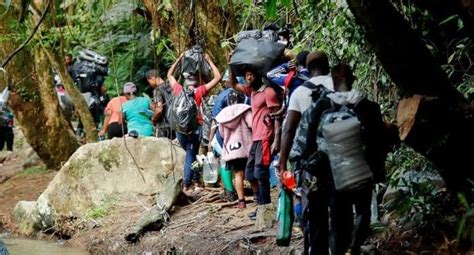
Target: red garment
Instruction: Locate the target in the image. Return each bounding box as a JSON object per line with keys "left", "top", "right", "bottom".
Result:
{"left": 243, "top": 85, "right": 281, "bottom": 141}
{"left": 172, "top": 83, "right": 208, "bottom": 125}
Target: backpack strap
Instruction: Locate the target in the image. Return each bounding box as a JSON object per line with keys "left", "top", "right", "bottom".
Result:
{"left": 302, "top": 81, "right": 320, "bottom": 90}
{"left": 283, "top": 69, "right": 296, "bottom": 89}
{"left": 302, "top": 81, "right": 332, "bottom": 102}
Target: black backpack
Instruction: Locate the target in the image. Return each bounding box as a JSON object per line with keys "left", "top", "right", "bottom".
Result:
{"left": 154, "top": 83, "right": 174, "bottom": 123}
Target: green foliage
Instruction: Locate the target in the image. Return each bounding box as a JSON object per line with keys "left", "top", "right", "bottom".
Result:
{"left": 85, "top": 197, "right": 115, "bottom": 220}
{"left": 264, "top": 0, "right": 277, "bottom": 20}
{"left": 58, "top": 1, "right": 153, "bottom": 96}
{"left": 20, "top": 166, "right": 48, "bottom": 176}
{"left": 383, "top": 146, "right": 459, "bottom": 234}
{"left": 391, "top": 0, "right": 473, "bottom": 100}
{"left": 457, "top": 190, "right": 474, "bottom": 243}
{"left": 231, "top": 0, "right": 398, "bottom": 114}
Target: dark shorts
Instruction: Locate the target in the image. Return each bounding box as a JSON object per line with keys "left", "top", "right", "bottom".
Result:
{"left": 226, "top": 158, "right": 247, "bottom": 171}
{"left": 107, "top": 122, "right": 127, "bottom": 139}
{"left": 245, "top": 140, "right": 272, "bottom": 181}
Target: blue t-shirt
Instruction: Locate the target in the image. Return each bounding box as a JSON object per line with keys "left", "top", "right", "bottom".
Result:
{"left": 212, "top": 88, "right": 233, "bottom": 119}
{"left": 122, "top": 97, "right": 154, "bottom": 137}
{"left": 211, "top": 88, "right": 233, "bottom": 147}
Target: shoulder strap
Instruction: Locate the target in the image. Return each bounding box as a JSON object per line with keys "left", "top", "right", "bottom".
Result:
{"left": 302, "top": 81, "right": 320, "bottom": 90}
{"left": 283, "top": 69, "right": 296, "bottom": 89}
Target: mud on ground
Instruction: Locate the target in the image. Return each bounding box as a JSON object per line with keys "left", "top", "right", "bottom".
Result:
{"left": 70, "top": 189, "right": 304, "bottom": 254}
{"left": 0, "top": 154, "right": 54, "bottom": 232}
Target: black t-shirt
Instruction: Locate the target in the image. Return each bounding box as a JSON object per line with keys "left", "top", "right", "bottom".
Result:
{"left": 151, "top": 83, "right": 173, "bottom": 127}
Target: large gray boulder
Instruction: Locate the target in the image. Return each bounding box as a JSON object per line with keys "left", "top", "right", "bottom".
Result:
{"left": 16, "top": 137, "right": 185, "bottom": 231}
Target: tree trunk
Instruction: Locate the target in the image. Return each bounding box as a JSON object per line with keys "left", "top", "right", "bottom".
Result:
{"left": 142, "top": 0, "right": 238, "bottom": 68}
{"left": 44, "top": 49, "right": 98, "bottom": 143}
{"left": 347, "top": 0, "right": 474, "bottom": 196}
{"left": 0, "top": 5, "right": 79, "bottom": 169}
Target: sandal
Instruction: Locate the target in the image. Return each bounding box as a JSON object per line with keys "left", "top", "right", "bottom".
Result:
{"left": 194, "top": 182, "right": 204, "bottom": 192}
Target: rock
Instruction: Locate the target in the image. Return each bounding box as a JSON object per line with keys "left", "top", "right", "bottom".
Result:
{"left": 10, "top": 127, "right": 42, "bottom": 167}
{"left": 382, "top": 169, "right": 445, "bottom": 205}
{"left": 0, "top": 151, "right": 14, "bottom": 164}
{"left": 0, "top": 237, "right": 10, "bottom": 255}
{"left": 12, "top": 201, "right": 38, "bottom": 236}
{"left": 255, "top": 204, "right": 276, "bottom": 230}
{"left": 19, "top": 137, "right": 185, "bottom": 231}
{"left": 21, "top": 148, "right": 42, "bottom": 169}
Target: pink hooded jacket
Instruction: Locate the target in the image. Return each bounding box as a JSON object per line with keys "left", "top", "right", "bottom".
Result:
{"left": 216, "top": 104, "right": 253, "bottom": 162}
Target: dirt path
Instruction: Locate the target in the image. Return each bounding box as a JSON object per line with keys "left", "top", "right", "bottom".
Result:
{"left": 67, "top": 189, "right": 304, "bottom": 254}
{"left": 0, "top": 155, "right": 55, "bottom": 231}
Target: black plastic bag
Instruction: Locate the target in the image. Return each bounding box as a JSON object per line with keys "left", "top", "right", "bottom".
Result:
{"left": 229, "top": 38, "right": 285, "bottom": 76}
{"left": 180, "top": 44, "right": 212, "bottom": 82}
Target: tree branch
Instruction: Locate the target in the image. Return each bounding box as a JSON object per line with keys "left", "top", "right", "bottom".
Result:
{"left": 1, "top": 0, "right": 51, "bottom": 68}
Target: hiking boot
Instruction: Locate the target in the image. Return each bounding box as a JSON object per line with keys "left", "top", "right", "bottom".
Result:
{"left": 238, "top": 201, "right": 247, "bottom": 209}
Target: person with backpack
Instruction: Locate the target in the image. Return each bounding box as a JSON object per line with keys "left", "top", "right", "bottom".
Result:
{"left": 228, "top": 67, "right": 281, "bottom": 219}
{"left": 208, "top": 70, "right": 247, "bottom": 154}
{"left": 215, "top": 98, "right": 251, "bottom": 209}
{"left": 167, "top": 53, "right": 222, "bottom": 193}
{"left": 146, "top": 69, "right": 175, "bottom": 139}
{"left": 121, "top": 82, "right": 154, "bottom": 137}
{"left": 278, "top": 51, "right": 334, "bottom": 255}
{"left": 321, "top": 64, "right": 386, "bottom": 255}
{"left": 267, "top": 50, "right": 310, "bottom": 106}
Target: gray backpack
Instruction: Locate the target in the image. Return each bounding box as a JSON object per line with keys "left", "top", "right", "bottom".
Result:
{"left": 317, "top": 104, "right": 373, "bottom": 191}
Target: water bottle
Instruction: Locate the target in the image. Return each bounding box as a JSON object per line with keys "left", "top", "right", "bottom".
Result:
{"left": 294, "top": 197, "right": 303, "bottom": 228}
{"left": 282, "top": 171, "right": 296, "bottom": 190}
{"left": 269, "top": 155, "right": 279, "bottom": 188}
{"left": 220, "top": 159, "right": 234, "bottom": 192}
{"left": 203, "top": 152, "right": 218, "bottom": 184}
{"left": 370, "top": 185, "right": 379, "bottom": 224}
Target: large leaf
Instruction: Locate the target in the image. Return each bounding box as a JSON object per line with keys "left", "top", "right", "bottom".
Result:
{"left": 265, "top": 0, "right": 277, "bottom": 20}
{"left": 4, "top": 0, "right": 12, "bottom": 10}
{"left": 219, "top": 0, "right": 228, "bottom": 8}
{"left": 280, "top": 0, "right": 291, "bottom": 8}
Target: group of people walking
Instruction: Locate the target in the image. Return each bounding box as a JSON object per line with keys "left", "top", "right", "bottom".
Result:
{"left": 88, "top": 43, "right": 388, "bottom": 254}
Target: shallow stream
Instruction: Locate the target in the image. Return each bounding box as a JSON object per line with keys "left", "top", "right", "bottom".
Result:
{"left": 3, "top": 238, "right": 89, "bottom": 255}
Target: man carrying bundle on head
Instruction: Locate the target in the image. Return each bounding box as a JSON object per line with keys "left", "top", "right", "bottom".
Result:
{"left": 167, "top": 52, "right": 221, "bottom": 193}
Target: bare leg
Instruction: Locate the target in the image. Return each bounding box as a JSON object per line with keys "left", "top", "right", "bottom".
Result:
{"left": 234, "top": 170, "right": 245, "bottom": 200}
{"left": 249, "top": 179, "right": 260, "bottom": 204}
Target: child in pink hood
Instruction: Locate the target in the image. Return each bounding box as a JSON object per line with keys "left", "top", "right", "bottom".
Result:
{"left": 216, "top": 103, "right": 252, "bottom": 209}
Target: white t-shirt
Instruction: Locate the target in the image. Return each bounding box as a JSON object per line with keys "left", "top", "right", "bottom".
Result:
{"left": 287, "top": 75, "right": 334, "bottom": 113}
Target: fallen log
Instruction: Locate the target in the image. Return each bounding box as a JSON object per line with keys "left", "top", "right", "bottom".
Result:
{"left": 125, "top": 175, "right": 182, "bottom": 243}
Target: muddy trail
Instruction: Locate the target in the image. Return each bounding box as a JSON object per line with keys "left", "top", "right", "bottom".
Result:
{"left": 71, "top": 189, "right": 304, "bottom": 254}
{"left": 0, "top": 154, "right": 55, "bottom": 233}
{"left": 0, "top": 149, "right": 468, "bottom": 254}
{"left": 0, "top": 153, "right": 303, "bottom": 254}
